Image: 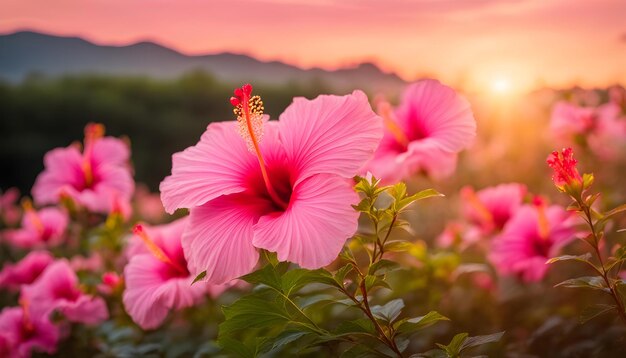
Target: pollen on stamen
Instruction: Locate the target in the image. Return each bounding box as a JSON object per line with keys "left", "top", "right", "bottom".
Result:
{"left": 231, "top": 84, "right": 265, "bottom": 152}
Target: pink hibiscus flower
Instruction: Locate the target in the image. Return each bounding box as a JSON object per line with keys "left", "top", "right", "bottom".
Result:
{"left": 32, "top": 123, "right": 134, "bottom": 214}
{"left": 460, "top": 183, "right": 527, "bottom": 235}
{"left": 0, "top": 302, "right": 60, "bottom": 358}
{"left": 550, "top": 101, "right": 625, "bottom": 159}
{"left": 160, "top": 84, "right": 382, "bottom": 284}
{"left": 123, "top": 219, "right": 225, "bottom": 330}
{"left": 4, "top": 201, "right": 68, "bottom": 249}
{"left": 20, "top": 260, "right": 108, "bottom": 325}
{"left": 0, "top": 251, "right": 54, "bottom": 292}
{"left": 365, "top": 80, "right": 476, "bottom": 182}
{"left": 489, "top": 202, "right": 577, "bottom": 282}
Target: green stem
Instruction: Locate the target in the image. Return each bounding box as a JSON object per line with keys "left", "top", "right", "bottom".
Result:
{"left": 581, "top": 203, "right": 626, "bottom": 325}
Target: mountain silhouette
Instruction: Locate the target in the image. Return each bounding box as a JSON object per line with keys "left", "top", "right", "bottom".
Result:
{"left": 0, "top": 31, "right": 405, "bottom": 92}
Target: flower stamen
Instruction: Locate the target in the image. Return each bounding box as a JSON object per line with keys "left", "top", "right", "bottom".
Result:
{"left": 19, "top": 298, "right": 35, "bottom": 334}
{"left": 82, "top": 123, "right": 105, "bottom": 188}
{"left": 376, "top": 97, "right": 410, "bottom": 148}
{"left": 460, "top": 187, "right": 494, "bottom": 228}
{"left": 231, "top": 84, "right": 289, "bottom": 210}
{"left": 533, "top": 196, "right": 550, "bottom": 240}
{"left": 21, "top": 198, "right": 45, "bottom": 234}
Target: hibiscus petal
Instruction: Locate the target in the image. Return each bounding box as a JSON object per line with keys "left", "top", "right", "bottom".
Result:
{"left": 58, "top": 295, "right": 108, "bottom": 325}
{"left": 78, "top": 165, "right": 135, "bottom": 213}
{"left": 32, "top": 146, "right": 84, "bottom": 205}
{"left": 183, "top": 194, "right": 272, "bottom": 284}
{"left": 396, "top": 80, "right": 476, "bottom": 152}
{"left": 91, "top": 137, "right": 130, "bottom": 167}
{"left": 278, "top": 90, "right": 382, "bottom": 184}
{"left": 253, "top": 174, "right": 359, "bottom": 269}
{"left": 160, "top": 122, "right": 258, "bottom": 214}
{"left": 123, "top": 255, "right": 205, "bottom": 330}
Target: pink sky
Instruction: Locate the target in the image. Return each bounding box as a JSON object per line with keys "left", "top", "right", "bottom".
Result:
{"left": 2, "top": 0, "right": 625, "bottom": 92}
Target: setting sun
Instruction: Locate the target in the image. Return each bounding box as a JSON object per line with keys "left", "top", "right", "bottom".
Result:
{"left": 491, "top": 78, "right": 512, "bottom": 94}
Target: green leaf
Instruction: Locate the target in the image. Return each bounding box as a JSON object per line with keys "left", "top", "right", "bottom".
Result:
{"left": 219, "top": 295, "right": 291, "bottom": 337}
{"left": 364, "top": 274, "right": 391, "bottom": 291}
{"left": 334, "top": 264, "right": 353, "bottom": 286}
{"left": 240, "top": 262, "right": 288, "bottom": 291}
{"left": 368, "top": 259, "right": 401, "bottom": 276}
{"left": 580, "top": 304, "right": 616, "bottom": 324}
{"left": 395, "top": 311, "right": 450, "bottom": 334}
{"left": 265, "top": 330, "right": 310, "bottom": 354}
{"left": 555, "top": 276, "right": 609, "bottom": 293}
{"left": 460, "top": 331, "right": 504, "bottom": 351}
{"left": 192, "top": 271, "right": 206, "bottom": 284}
{"left": 546, "top": 253, "right": 592, "bottom": 264}
{"left": 384, "top": 241, "right": 415, "bottom": 253}
{"left": 604, "top": 204, "right": 626, "bottom": 220}
{"left": 281, "top": 268, "right": 329, "bottom": 295}
{"left": 371, "top": 298, "right": 404, "bottom": 323}
{"left": 334, "top": 318, "right": 377, "bottom": 335}
{"left": 396, "top": 188, "right": 444, "bottom": 211}
{"left": 582, "top": 173, "right": 594, "bottom": 190}
{"left": 218, "top": 337, "right": 258, "bottom": 358}
{"left": 438, "top": 333, "right": 468, "bottom": 356}
{"left": 352, "top": 198, "right": 371, "bottom": 213}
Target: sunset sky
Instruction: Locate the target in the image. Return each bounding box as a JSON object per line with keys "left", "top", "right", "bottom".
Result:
{"left": 2, "top": 0, "right": 625, "bottom": 93}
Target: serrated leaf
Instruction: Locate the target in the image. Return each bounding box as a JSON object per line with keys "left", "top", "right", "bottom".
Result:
{"left": 192, "top": 270, "right": 206, "bottom": 284}
{"left": 371, "top": 298, "right": 404, "bottom": 323}
{"left": 460, "top": 331, "right": 504, "bottom": 351}
{"left": 395, "top": 311, "right": 450, "bottom": 334}
{"left": 580, "top": 304, "right": 616, "bottom": 324}
{"left": 555, "top": 276, "right": 609, "bottom": 292}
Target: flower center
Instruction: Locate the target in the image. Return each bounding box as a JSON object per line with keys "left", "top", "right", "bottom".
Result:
{"left": 533, "top": 196, "right": 551, "bottom": 241}
{"left": 82, "top": 123, "right": 104, "bottom": 189}
{"left": 21, "top": 199, "right": 45, "bottom": 235}
{"left": 19, "top": 298, "right": 36, "bottom": 338}
{"left": 132, "top": 225, "right": 188, "bottom": 277}
{"left": 376, "top": 98, "right": 410, "bottom": 149}
{"left": 231, "top": 84, "right": 289, "bottom": 210}
{"left": 460, "top": 187, "right": 494, "bottom": 229}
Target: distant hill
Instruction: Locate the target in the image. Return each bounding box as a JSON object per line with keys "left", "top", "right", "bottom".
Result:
{"left": 0, "top": 31, "right": 406, "bottom": 92}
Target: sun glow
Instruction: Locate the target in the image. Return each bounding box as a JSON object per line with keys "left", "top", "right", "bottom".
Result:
{"left": 491, "top": 78, "right": 511, "bottom": 94}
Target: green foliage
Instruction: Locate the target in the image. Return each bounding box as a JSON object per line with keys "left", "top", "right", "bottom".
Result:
{"left": 214, "top": 176, "right": 504, "bottom": 356}
{"left": 419, "top": 332, "right": 504, "bottom": 358}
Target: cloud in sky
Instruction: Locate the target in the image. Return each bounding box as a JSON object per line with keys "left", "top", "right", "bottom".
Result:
{"left": 2, "top": 0, "right": 625, "bottom": 91}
